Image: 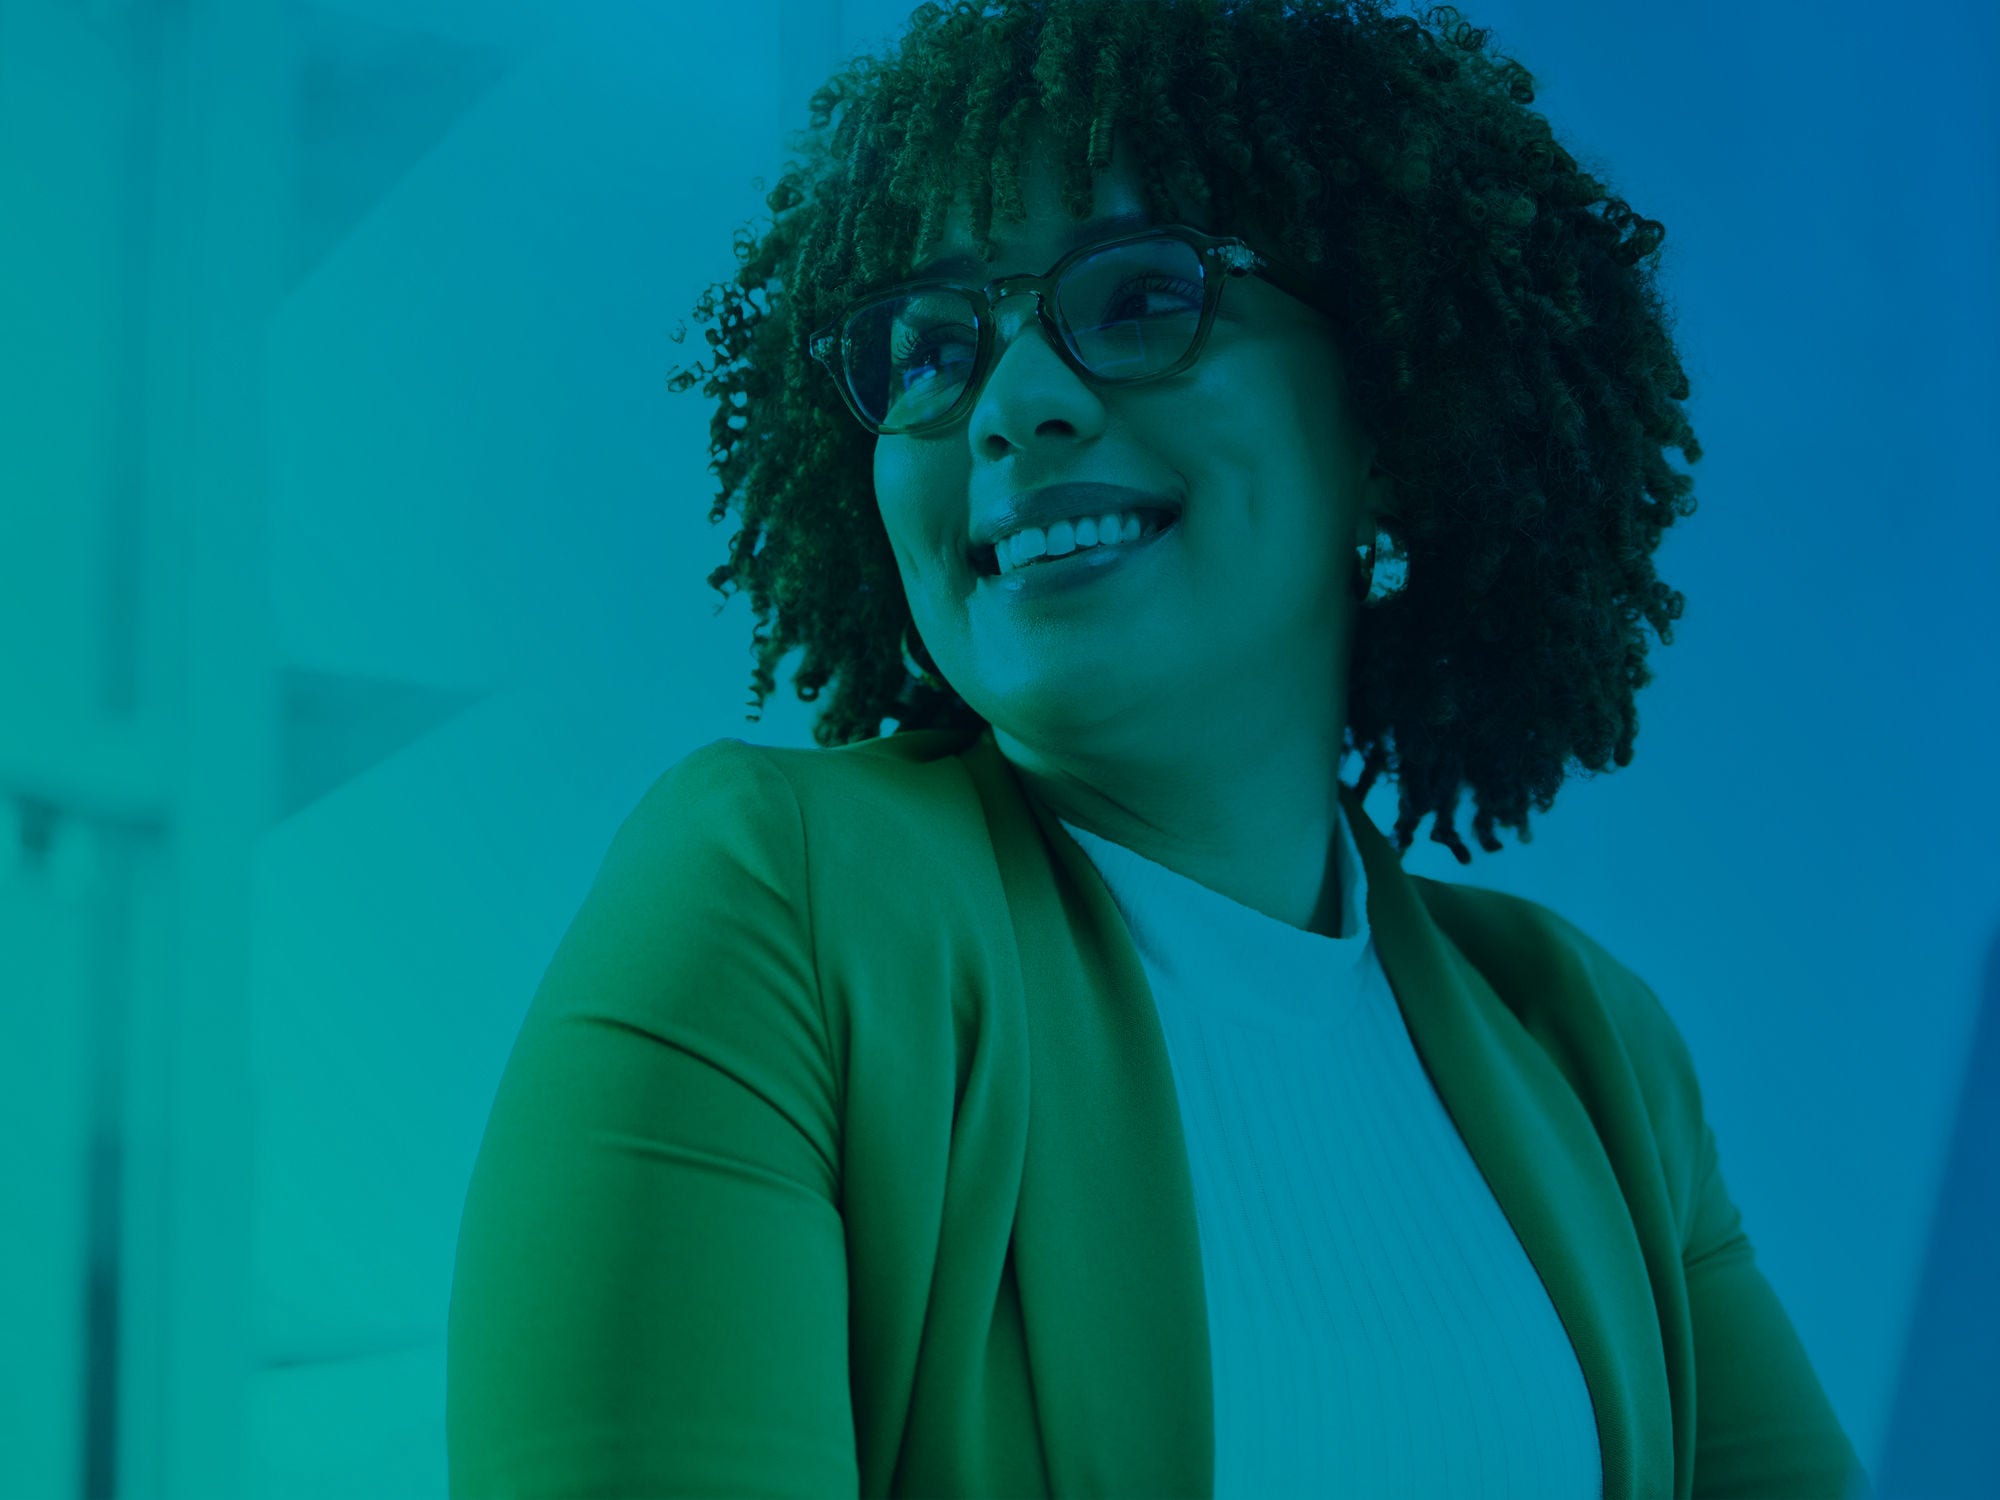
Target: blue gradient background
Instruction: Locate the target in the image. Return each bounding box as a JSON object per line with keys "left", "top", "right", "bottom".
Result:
{"left": 2, "top": 1, "right": 1993, "bottom": 1496}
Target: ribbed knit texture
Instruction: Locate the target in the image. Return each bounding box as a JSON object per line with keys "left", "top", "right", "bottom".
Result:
{"left": 1057, "top": 803, "right": 1604, "bottom": 1499}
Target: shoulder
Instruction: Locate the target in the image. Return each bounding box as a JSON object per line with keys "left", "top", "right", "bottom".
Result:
{"left": 1410, "top": 875, "right": 1695, "bottom": 1056}
{"left": 607, "top": 732, "right": 1003, "bottom": 962}
{"left": 608, "top": 731, "right": 1010, "bottom": 1054}
{"left": 633, "top": 730, "right": 981, "bottom": 829}
{"left": 1411, "top": 875, "right": 1708, "bottom": 1191}
{"left": 590, "top": 738, "right": 808, "bottom": 912}
{"left": 624, "top": 731, "right": 997, "bottom": 880}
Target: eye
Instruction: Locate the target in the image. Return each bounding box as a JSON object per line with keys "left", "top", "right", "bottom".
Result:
{"left": 1101, "top": 274, "right": 1202, "bottom": 321}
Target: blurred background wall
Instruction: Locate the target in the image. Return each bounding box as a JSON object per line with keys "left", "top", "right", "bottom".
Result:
{"left": 1, "top": 0, "right": 1994, "bottom": 1496}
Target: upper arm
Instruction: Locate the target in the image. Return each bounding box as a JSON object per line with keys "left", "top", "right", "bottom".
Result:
{"left": 445, "top": 741, "right": 857, "bottom": 1499}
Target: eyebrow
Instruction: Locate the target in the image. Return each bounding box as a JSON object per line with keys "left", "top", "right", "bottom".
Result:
{"left": 906, "top": 208, "right": 1161, "bottom": 281}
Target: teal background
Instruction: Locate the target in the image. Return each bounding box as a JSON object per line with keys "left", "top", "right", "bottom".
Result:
{"left": 1, "top": 1, "right": 1992, "bottom": 1496}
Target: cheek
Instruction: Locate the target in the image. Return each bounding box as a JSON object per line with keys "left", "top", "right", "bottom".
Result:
{"left": 871, "top": 438, "right": 966, "bottom": 557}
{"left": 870, "top": 442, "right": 915, "bottom": 558}
{"left": 870, "top": 440, "right": 896, "bottom": 519}
{"left": 872, "top": 437, "right": 931, "bottom": 527}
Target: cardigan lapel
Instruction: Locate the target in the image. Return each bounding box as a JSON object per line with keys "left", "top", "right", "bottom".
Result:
{"left": 1336, "top": 779, "right": 1673, "bottom": 1500}
{"left": 963, "top": 728, "right": 1669, "bottom": 1499}
{"left": 966, "top": 729, "right": 1216, "bottom": 1497}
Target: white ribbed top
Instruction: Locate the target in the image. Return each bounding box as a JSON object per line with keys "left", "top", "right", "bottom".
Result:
{"left": 1057, "top": 803, "right": 1603, "bottom": 1499}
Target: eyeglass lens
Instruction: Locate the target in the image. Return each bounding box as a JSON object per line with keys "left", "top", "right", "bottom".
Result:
{"left": 840, "top": 234, "right": 1206, "bottom": 433}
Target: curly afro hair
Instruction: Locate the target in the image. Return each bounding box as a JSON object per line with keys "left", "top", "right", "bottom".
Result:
{"left": 664, "top": 0, "right": 1701, "bottom": 863}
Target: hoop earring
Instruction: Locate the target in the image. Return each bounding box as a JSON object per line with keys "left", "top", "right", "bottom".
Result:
{"left": 1353, "top": 522, "right": 1409, "bottom": 607}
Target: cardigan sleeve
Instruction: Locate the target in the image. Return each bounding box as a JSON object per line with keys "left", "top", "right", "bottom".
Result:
{"left": 445, "top": 740, "right": 858, "bottom": 1499}
{"left": 1679, "top": 1075, "right": 1874, "bottom": 1499}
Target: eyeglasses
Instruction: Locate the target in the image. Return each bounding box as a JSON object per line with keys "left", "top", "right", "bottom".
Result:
{"left": 806, "top": 223, "right": 1343, "bottom": 438}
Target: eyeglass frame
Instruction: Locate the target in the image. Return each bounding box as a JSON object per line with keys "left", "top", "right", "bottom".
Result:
{"left": 805, "top": 223, "right": 1347, "bottom": 438}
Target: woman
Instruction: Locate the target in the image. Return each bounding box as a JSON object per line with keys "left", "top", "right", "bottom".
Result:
{"left": 446, "top": 3, "right": 1872, "bottom": 1496}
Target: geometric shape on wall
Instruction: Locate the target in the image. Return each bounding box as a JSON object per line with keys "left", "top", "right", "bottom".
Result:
{"left": 277, "top": 667, "right": 483, "bottom": 821}
{"left": 1874, "top": 918, "right": 2000, "bottom": 1499}
{"left": 289, "top": 1, "right": 517, "bottom": 291}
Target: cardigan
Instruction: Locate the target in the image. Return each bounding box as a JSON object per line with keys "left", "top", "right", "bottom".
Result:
{"left": 445, "top": 722, "right": 1872, "bottom": 1498}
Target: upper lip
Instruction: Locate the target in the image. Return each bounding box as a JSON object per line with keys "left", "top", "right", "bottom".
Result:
{"left": 967, "top": 481, "right": 1183, "bottom": 562}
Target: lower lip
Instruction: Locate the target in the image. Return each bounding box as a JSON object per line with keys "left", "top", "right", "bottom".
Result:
{"left": 976, "top": 518, "right": 1181, "bottom": 600}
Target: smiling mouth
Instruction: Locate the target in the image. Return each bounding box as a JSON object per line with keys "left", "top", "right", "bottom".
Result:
{"left": 970, "top": 510, "right": 1183, "bottom": 577}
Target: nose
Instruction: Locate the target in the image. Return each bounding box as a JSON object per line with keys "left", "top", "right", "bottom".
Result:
{"left": 989, "top": 286, "right": 1055, "bottom": 352}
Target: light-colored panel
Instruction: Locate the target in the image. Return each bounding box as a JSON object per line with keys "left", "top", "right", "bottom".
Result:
{"left": 0, "top": 841, "right": 97, "bottom": 1500}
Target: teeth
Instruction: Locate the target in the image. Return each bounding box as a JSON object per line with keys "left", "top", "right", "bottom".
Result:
{"left": 990, "top": 508, "right": 1172, "bottom": 575}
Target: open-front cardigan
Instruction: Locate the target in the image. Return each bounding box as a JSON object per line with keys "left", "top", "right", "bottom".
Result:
{"left": 446, "top": 723, "right": 1871, "bottom": 1498}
